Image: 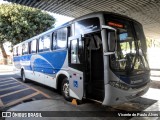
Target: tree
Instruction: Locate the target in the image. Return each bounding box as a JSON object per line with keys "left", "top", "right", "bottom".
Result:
{"left": 146, "top": 37, "right": 160, "bottom": 48}
{"left": 0, "top": 4, "right": 55, "bottom": 64}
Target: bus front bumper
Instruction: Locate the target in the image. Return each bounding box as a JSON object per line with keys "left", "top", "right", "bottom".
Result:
{"left": 102, "top": 82, "right": 150, "bottom": 105}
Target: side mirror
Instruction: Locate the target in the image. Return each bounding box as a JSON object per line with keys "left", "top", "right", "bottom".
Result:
{"left": 108, "top": 31, "right": 116, "bottom": 52}
{"left": 101, "top": 25, "right": 117, "bottom": 52}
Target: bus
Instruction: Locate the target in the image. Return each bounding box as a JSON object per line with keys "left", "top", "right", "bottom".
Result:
{"left": 13, "top": 11, "right": 150, "bottom": 105}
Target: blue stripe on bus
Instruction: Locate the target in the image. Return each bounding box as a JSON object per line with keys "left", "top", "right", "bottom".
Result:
{"left": 13, "top": 50, "right": 67, "bottom": 74}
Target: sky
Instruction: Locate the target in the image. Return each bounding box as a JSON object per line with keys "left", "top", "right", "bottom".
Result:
{"left": 49, "top": 12, "right": 73, "bottom": 27}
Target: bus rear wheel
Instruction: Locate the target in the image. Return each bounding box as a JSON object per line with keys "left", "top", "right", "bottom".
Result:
{"left": 21, "top": 70, "right": 27, "bottom": 83}
{"left": 61, "top": 78, "right": 71, "bottom": 101}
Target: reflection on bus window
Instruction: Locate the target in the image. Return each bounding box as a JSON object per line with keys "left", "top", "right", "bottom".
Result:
{"left": 52, "top": 32, "right": 57, "bottom": 50}
{"left": 13, "top": 48, "right": 17, "bottom": 56}
{"left": 71, "top": 40, "right": 79, "bottom": 64}
{"left": 22, "top": 43, "right": 28, "bottom": 55}
{"left": 18, "top": 45, "right": 22, "bottom": 56}
{"left": 43, "top": 35, "right": 50, "bottom": 51}
{"left": 31, "top": 39, "right": 37, "bottom": 53}
{"left": 108, "top": 32, "right": 116, "bottom": 51}
{"left": 71, "top": 39, "right": 83, "bottom": 64}
{"left": 57, "top": 28, "right": 67, "bottom": 49}
{"left": 39, "top": 37, "right": 43, "bottom": 52}
{"left": 39, "top": 35, "right": 51, "bottom": 52}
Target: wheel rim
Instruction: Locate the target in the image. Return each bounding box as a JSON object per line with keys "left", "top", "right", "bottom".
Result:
{"left": 63, "top": 82, "right": 69, "bottom": 97}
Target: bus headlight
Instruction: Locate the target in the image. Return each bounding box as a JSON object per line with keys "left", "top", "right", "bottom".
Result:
{"left": 109, "top": 81, "right": 130, "bottom": 90}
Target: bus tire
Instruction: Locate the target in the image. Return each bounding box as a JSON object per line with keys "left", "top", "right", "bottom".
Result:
{"left": 21, "top": 70, "right": 27, "bottom": 83}
{"left": 61, "top": 78, "right": 71, "bottom": 101}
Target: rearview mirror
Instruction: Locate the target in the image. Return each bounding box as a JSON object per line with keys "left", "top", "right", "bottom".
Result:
{"left": 108, "top": 31, "right": 116, "bottom": 52}
{"left": 102, "top": 25, "right": 117, "bottom": 52}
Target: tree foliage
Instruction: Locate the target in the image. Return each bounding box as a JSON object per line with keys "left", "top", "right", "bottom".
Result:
{"left": 0, "top": 4, "right": 55, "bottom": 45}
{"left": 146, "top": 37, "right": 160, "bottom": 48}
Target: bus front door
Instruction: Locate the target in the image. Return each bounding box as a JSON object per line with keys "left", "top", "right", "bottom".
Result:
{"left": 84, "top": 33, "right": 104, "bottom": 101}
{"left": 68, "top": 35, "right": 84, "bottom": 100}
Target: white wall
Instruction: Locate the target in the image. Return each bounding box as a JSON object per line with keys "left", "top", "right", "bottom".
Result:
{"left": 148, "top": 48, "right": 160, "bottom": 69}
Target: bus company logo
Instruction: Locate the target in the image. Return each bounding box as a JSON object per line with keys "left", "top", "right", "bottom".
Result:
{"left": 131, "top": 79, "right": 143, "bottom": 84}
{"left": 2, "top": 112, "right": 11, "bottom": 117}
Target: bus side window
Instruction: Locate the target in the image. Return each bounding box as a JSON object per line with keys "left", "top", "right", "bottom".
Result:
{"left": 22, "top": 43, "right": 28, "bottom": 55}
{"left": 43, "top": 34, "right": 51, "bottom": 51}
{"left": 13, "top": 47, "right": 17, "bottom": 56}
{"left": 18, "top": 45, "right": 22, "bottom": 56}
{"left": 31, "top": 39, "right": 37, "bottom": 53}
{"left": 71, "top": 24, "right": 75, "bottom": 36}
{"left": 52, "top": 32, "right": 57, "bottom": 50}
{"left": 56, "top": 28, "right": 67, "bottom": 49}
{"left": 39, "top": 37, "right": 44, "bottom": 52}
{"left": 38, "top": 34, "right": 51, "bottom": 52}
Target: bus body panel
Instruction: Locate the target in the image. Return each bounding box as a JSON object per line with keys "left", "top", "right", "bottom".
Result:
{"left": 103, "top": 82, "right": 150, "bottom": 105}
{"left": 69, "top": 67, "right": 84, "bottom": 100}
{"left": 13, "top": 50, "right": 68, "bottom": 89}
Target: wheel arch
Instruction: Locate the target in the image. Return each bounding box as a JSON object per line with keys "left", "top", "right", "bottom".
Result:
{"left": 56, "top": 71, "right": 69, "bottom": 92}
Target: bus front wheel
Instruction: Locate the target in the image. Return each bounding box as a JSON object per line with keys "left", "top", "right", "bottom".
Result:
{"left": 61, "top": 78, "right": 71, "bottom": 101}
{"left": 21, "top": 70, "right": 27, "bottom": 83}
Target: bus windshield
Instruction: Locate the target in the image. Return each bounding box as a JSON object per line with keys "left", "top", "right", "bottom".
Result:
{"left": 107, "top": 19, "right": 149, "bottom": 75}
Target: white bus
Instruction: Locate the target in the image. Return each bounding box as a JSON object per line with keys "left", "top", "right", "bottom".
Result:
{"left": 13, "top": 11, "right": 150, "bottom": 105}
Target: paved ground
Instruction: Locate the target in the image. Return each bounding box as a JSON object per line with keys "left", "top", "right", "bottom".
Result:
{"left": 4, "top": 88, "right": 160, "bottom": 120}
{"left": 0, "top": 65, "right": 13, "bottom": 73}
{"left": 0, "top": 71, "right": 159, "bottom": 120}
{"left": 0, "top": 77, "right": 50, "bottom": 110}
{"left": 0, "top": 64, "right": 160, "bottom": 120}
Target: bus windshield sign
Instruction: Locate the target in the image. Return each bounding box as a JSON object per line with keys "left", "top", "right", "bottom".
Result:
{"left": 108, "top": 21, "right": 124, "bottom": 28}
